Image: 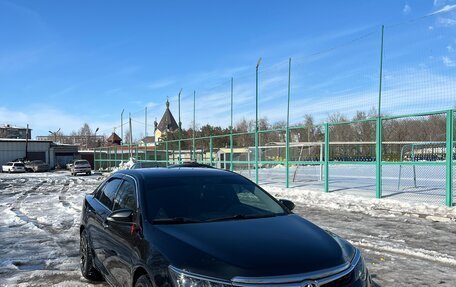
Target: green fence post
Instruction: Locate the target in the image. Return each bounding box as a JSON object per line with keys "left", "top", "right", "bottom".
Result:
{"left": 286, "top": 58, "right": 291, "bottom": 188}
{"left": 144, "top": 144, "right": 147, "bottom": 162}
{"left": 376, "top": 117, "right": 383, "bottom": 199}
{"left": 446, "top": 110, "right": 453, "bottom": 207}
{"left": 375, "top": 25, "right": 384, "bottom": 199}
{"left": 114, "top": 146, "right": 117, "bottom": 169}
{"left": 230, "top": 134, "right": 233, "bottom": 171}
{"left": 324, "top": 123, "right": 329, "bottom": 192}
{"left": 154, "top": 142, "right": 157, "bottom": 162}
{"left": 193, "top": 90, "right": 196, "bottom": 161}
{"left": 210, "top": 136, "right": 213, "bottom": 167}
{"left": 230, "top": 77, "right": 234, "bottom": 172}
{"left": 165, "top": 141, "right": 169, "bottom": 167}
{"left": 255, "top": 58, "right": 261, "bottom": 184}
{"left": 94, "top": 148, "right": 97, "bottom": 171}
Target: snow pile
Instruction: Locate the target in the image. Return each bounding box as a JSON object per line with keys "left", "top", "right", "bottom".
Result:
{"left": 110, "top": 157, "right": 136, "bottom": 173}
{"left": 265, "top": 186, "right": 456, "bottom": 222}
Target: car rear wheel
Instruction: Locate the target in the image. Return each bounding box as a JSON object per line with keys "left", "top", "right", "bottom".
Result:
{"left": 135, "top": 275, "right": 153, "bottom": 287}
{"left": 80, "top": 229, "right": 102, "bottom": 281}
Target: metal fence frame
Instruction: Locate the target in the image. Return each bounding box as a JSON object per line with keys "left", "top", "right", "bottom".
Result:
{"left": 95, "top": 108, "right": 454, "bottom": 207}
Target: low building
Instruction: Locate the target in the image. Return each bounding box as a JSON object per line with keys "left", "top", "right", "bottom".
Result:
{"left": 0, "top": 139, "right": 79, "bottom": 169}
{"left": 36, "top": 135, "right": 105, "bottom": 149}
{"left": 0, "top": 124, "right": 31, "bottom": 139}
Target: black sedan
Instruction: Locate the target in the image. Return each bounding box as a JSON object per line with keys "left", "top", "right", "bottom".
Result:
{"left": 80, "top": 166, "right": 372, "bottom": 287}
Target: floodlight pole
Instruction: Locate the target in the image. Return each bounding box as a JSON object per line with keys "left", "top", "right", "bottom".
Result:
{"left": 255, "top": 57, "right": 262, "bottom": 184}
{"left": 145, "top": 107, "right": 147, "bottom": 138}
{"left": 230, "top": 77, "right": 234, "bottom": 171}
{"left": 129, "top": 113, "right": 132, "bottom": 159}
{"left": 286, "top": 58, "right": 291, "bottom": 188}
{"left": 376, "top": 25, "right": 385, "bottom": 199}
{"left": 178, "top": 89, "right": 182, "bottom": 163}
{"left": 121, "top": 109, "right": 124, "bottom": 146}
{"left": 193, "top": 90, "right": 196, "bottom": 161}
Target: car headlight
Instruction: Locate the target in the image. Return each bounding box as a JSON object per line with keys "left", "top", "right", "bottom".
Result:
{"left": 169, "top": 266, "right": 232, "bottom": 287}
{"left": 353, "top": 254, "right": 369, "bottom": 282}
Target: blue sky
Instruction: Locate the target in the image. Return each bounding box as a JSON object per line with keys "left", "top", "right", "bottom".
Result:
{"left": 0, "top": 0, "right": 455, "bottom": 139}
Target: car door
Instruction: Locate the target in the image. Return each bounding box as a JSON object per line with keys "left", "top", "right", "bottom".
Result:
{"left": 104, "top": 176, "right": 140, "bottom": 287}
{"left": 89, "top": 177, "right": 123, "bottom": 281}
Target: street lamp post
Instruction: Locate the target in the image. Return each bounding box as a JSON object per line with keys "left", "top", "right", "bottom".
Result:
{"left": 48, "top": 128, "right": 61, "bottom": 142}
{"left": 94, "top": 127, "right": 99, "bottom": 148}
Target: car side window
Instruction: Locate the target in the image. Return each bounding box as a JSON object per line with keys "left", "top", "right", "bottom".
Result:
{"left": 94, "top": 181, "right": 107, "bottom": 199}
{"left": 113, "top": 180, "right": 137, "bottom": 211}
{"left": 98, "top": 178, "right": 122, "bottom": 210}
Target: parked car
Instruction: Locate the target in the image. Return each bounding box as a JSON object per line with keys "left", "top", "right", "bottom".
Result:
{"left": 80, "top": 165, "right": 372, "bottom": 287}
{"left": 25, "top": 160, "right": 50, "bottom": 172}
{"left": 2, "top": 162, "right": 26, "bottom": 173}
{"left": 70, "top": 160, "right": 91, "bottom": 176}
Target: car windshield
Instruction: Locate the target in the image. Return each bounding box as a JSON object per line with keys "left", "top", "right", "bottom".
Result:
{"left": 14, "top": 163, "right": 24, "bottom": 167}
{"left": 143, "top": 174, "right": 287, "bottom": 223}
{"left": 75, "top": 160, "right": 89, "bottom": 165}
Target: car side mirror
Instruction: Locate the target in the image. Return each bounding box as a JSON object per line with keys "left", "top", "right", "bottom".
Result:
{"left": 279, "top": 199, "right": 295, "bottom": 211}
{"left": 107, "top": 209, "right": 134, "bottom": 223}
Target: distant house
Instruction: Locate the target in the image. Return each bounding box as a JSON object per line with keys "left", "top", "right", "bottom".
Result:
{"left": 106, "top": 132, "right": 122, "bottom": 146}
{"left": 0, "top": 124, "right": 31, "bottom": 139}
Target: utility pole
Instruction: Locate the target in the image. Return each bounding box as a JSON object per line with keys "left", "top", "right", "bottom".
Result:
{"left": 145, "top": 107, "right": 147, "bottom": 138}
{"left": 129, "top": 113, "right": 132, "bottom": 159}
{"left": 230, "top": 77, "right": 234, "bottom": 171}
{"left": 121, "top": 109, "right": 124, "bottom": 145}
{"left": 25, "top": 124, "right": 29, "bottom": 160}
{"left": 193, "top": 90, "right": 196, "bottom": 161}
{"left": 178, "top": 88, "right": 182, "bottom": 163}
{"left": 286, "top": 58, "right": 291, "bottom": 188}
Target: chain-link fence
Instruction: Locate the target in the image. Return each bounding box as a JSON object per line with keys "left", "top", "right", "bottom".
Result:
{"left": 95, "top": 12, "right": 455, "bottom": 206}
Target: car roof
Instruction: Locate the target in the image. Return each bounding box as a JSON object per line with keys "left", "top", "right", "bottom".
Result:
{"left": 115, "top": 167, "right": 237, "bottom": 181}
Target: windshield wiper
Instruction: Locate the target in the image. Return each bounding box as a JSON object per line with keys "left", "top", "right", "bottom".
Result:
{"left": 206, "top": 213, "right": 277, "bottom": 222}
{"left": 152, "top": 217, "right": 203, "bottom": 224}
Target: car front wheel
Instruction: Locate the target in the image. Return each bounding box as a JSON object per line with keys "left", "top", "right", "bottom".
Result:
{"left": 80, "top": 229, "right": 102, "bottom": 281}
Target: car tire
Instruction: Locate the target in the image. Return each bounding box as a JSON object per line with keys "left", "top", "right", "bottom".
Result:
{"left": 86, "top": 171, "right": 91, "bottom": 175}
{"left": 135, "top": 275, "right": 153, "bottom": 287}
{"left": 80, "top": 229, "right": 102, "bottom": 281}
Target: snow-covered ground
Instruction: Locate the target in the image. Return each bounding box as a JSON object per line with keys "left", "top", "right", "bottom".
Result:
{"left": 0, "top": 171, "right": 455, "bottom": 286}
{"left": 238, "top": 164, "right": 453, "bottom": 206}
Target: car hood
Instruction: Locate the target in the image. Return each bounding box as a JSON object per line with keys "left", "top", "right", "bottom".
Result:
{"left": 149, "top": 214, "right": 354, "bottom": 280}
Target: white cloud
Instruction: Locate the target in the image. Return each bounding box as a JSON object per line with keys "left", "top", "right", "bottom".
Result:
{"left": 146, "top": 79, "right": 175, "bottom": 90}
{"left": 429, "top": 4, "right": 456, "bottom": 15}
{"left": 437, "top": 17, "right": 456, "bottom": 26}
{"left": 403, "top": 4, "right": 411, "bottom": 14}
{"left": 146, "top": 102, "right": 159, "bottom": 108}
{"left": 447, "top": 45, "right": 454, "bottom": 52}
{"left": 442, "top": 56, "right": 456, "bottom": 67}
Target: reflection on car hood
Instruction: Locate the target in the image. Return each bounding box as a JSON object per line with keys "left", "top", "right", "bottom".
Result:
{"left": 150, "top": 214, "right": 354, "bottom": 280}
